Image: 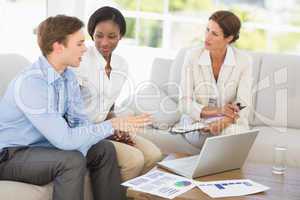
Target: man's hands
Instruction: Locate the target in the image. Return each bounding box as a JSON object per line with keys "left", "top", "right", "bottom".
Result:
{"left": 110, "top": 113, "right": 152, "bottom": 134}
{"left": 107, "top": 113, "right": 151, "bottom": 146}
{"left": 108, "top": 130, "right": 135, "bottom": 146}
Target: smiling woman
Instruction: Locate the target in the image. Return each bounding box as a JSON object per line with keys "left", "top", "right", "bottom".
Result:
{"left": 73, "top": 6, "right": 162, "bottom": 182}
{"left": 87, "top": 6, "right": 126, "bottom": 61}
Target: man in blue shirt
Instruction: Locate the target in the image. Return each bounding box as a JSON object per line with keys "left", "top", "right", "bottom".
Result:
{"left": 0, "top": 15, "right": 151, "bottom": 200}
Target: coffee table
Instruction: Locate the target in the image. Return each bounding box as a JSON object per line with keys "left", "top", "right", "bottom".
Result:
{"left": 127, "top": 155, "right": 300, "bottom": 200}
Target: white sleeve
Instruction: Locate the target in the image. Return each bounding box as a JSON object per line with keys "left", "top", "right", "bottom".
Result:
{"left": 235, "top": 53, "right": 253, "bottom": 128}
{"left": 178, "top": 51, "right": 205, "bottom": 121}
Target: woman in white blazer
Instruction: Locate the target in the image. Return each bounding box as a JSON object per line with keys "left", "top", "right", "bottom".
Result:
{"left": 178, "top": 10, "right": 253, "bottom": 148}
{"left": 74, "top": 7, "right": 162, "bottom": 181}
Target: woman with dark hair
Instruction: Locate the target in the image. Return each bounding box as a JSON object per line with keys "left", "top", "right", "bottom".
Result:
{"left": 179, "top": 10, "right": 253, "bottom": 148}
{"left": 74, "top": 6, "right": 162, "bottom": 181}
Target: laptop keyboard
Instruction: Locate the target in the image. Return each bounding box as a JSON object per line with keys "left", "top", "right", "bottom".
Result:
{"left": 165, "top": 156, "right": 198, "bottom": 171}
{"left": 178, "top": 163, "right": 196, "bottom": 172}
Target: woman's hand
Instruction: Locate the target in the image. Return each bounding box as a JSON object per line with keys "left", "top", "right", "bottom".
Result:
{"left": 220, "top": 103, "right": 239, "bottom": 121}
{"left": 202, "top": 116, "right": 235, "bottom": 135}
{"left": 201, "top": 103, "right": 239, "bottom": 121}
{"left": 200, "top": 106, "right": 221, "bottom": 118}
{"left": 110, "top": 113, "right": 152, "bottom": 134}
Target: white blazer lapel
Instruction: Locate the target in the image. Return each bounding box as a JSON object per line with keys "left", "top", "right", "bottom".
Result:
{"left": 218, "top": 46, "right": 236, "bottom": 87}
{"left": 198, "top": 49, "right": 213, "bottom": 83}
{"left": 217, "top": 65, "right": 235, "bottom": 87}
{"left": 197, "top": 49, "right": 215, "bottom": 105}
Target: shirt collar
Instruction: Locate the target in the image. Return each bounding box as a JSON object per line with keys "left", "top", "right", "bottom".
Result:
{"left": 223, "top": 45, "right": 235, "bottom": 66}
{"left": 198, "top": 45, "right": 236, "bottom": 67}
{"left": 38, "top": 56, "right": 73, "bottom": 85}
{"left": 91, "top": 45, "right": 121, "bottom": 70}
{"left": 92, "top": 45, "right": 106, "bottom": 69}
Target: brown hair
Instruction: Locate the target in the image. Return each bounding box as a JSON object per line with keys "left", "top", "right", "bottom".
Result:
{"left": 37, "top": 15, "right": 84, "bottom": 56}
{"left": 209, "top": 10, "right": 241, "bottom": 43}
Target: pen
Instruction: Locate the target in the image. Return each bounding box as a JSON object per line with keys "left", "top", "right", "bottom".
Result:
{"left": 236, "top": 103, "right": 246, "bottom": 110}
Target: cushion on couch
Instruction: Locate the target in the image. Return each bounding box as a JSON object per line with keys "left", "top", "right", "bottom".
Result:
{"left": 140, "top": 128, "right": 200, "bottom": 155}
{"left": 167, "top": 47, "right": 190, "bottom": 103}
{"left": 121, "top": 84, "right": 180, "bottom": 129}
{"left": 248, "top": 52, "right": 262, "bottom": 126}
{"left": 0, "top": 54, "right": 31, "bottom": 97}
{"left": 0, "top": 181, "right": 52, "bottom": 200}
{"left": 0, "top": 174, "right": 93, "bottom": 200}
{"left": 252, "top": 53, "right": 300, "bottom": 129}
{"left": 247, "top": 126, "right": 300, "bottom": 167}
{"left": 150, "top": 57, "right": 173, "bottom": 94}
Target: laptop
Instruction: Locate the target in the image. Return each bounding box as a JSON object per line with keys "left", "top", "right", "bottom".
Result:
{"left": 158, "top": 129, "right": 259, "bottom": 179}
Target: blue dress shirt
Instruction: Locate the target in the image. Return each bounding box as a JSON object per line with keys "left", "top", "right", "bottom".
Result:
{"left": 0, "top": 56, "right": 114, "bottom": 155}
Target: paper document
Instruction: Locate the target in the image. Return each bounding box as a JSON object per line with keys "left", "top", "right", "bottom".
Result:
{"left": 203, "top": 116, "right": 224, "bottom": 124}
{"left": 169, "top": 116, "right": 224, "bottom": 134}
{"left": 196, "top": 179, "right": 269, "bottom": 198}
{"left": 169, "top": 122, "right": 207, "bottom": 134}
{"left": 122, "top": 170, "right": 196, "bottom": 199}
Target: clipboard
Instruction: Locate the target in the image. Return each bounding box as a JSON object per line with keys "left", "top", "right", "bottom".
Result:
{"left": 170, "top": 103, "right": 246, "bottom": 135}
{"left": 169, "top": 122, "right": 207, "bottom": 134}
{"left": 169, "top": 116, "right": 224, "bottom": 135}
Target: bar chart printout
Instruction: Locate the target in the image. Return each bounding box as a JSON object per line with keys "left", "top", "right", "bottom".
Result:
{"left": 196, "top": 179, "right": 270, "bottom": 198}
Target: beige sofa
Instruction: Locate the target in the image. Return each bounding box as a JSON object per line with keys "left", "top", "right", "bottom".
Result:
{"left": 122, "top": 48, "right": 300, "bottom": 168}
{"left": 1, "top": 48, "right": 300, "bottom": 199}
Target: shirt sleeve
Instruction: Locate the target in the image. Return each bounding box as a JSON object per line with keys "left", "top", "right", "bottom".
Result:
{"left": 178, "top": 51, "right": 205, "bottom": 121}
{"left": 235, "top": 53, "right": 253, "bottom": 128}
{"left": 14, "top": 75, "right": 114, "bottom": 151}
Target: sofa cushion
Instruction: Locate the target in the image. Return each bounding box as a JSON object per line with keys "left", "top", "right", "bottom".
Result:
{"left": 0, "top": 54, "right": 30, "bottom": 97}
{"left": 252, "top": 53, "right": 300, "bottom": 129}
{"left": 140, "top": 128, "right": 200, "bottom": 155}
{"left": 150, "top": 58, "right": 173, "bottom": 94}
{"left": 167, "top": 47, "right": 190, "bottom": 102}
{"left": 247, "top": 126, "right": 300, "bottom": 167}
{"left": 121, "top": 84, "right": 180, "bottom": 129}
{"left": 0, "top": 181, "right": 52, "bottom": 200}
{"left": 248, "top": 52, "right": 262, "bottom": 126}
{"left": 0, "top": 174, "right": 93, "bottom": 200}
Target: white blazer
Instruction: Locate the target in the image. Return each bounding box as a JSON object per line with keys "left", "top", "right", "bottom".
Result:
{"left": 73, "top": 45, "right": 128, "bottom": 123}
{"left": 178, "top": 45, "right": 253, "bottom": 132}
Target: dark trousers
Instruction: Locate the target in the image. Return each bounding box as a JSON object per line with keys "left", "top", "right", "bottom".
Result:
{"left": 86, "top": 140, "right": 126, "bottom": 200}
{"left": 0, "top": 140, "right": 126, "bottom": 200}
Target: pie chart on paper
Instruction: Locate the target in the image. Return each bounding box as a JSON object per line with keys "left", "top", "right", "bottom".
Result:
{"left": 174, "top": 181, "right": 192, "bottom": 187}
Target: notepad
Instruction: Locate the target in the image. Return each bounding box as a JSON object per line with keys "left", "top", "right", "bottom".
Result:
{"left": 169, "top": 116, "right": 224, "bottom": 134}
{"left": 169, "top": 122, "right": 207, "bottom": 134}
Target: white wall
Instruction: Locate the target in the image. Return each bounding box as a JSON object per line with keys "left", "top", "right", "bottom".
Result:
{"left": 0, "top": 0, "right": 46, "bottom": 61}
{"left": 47, "top": 0, "right": 85, "bottom": 19}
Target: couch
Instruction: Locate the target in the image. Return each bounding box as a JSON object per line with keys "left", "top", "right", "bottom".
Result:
{"left": 122, "top": 48, "right": 300, "bottom": 168}
{"left": 0, "top": 48, "right": 300, "bottom": 199}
